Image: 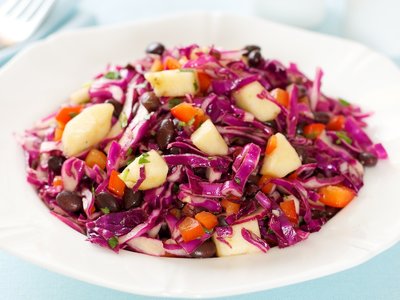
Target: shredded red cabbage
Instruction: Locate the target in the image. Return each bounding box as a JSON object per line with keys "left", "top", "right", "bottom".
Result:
{"left": 19, "top": 43, "right": 386, "bottom": 258}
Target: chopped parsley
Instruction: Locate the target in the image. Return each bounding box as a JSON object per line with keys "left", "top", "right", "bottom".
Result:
{"left": 68, "top": 112, "right": 79, "bottom": 118}
{"left": 108, "top": 236, "right": 119, "bottom": 249}
{"left": 178, "top": 117, "right": 195, "bottom": 127}
{"left": 172, "top": 183, "right": 180, "bottom": 194}
{"left": 193, "top": 80, "right": 199, "bottom": 91}
{"left": 119, "top": 112, "right": 128, "bottom": 128}
{"left": 101, "top": 207, "right": 110, "bottom": 214}
{"left": 104, "top": 71, "right": 121, "bottom": 80}
{"left": 234, "top": 177, "right": 241, "bottom": 184}
{"left": 138, "top": 153, "right": 150, "bottom": 164}
{"left": 168, "top": 98, "right": 182, "bottom": 108}
{"left": 338, "top": 98, "right": 351, "bottom": 107}
{"left": 120, "top": 168, "right": 130, "bottom": 181}
{"left": 336, "top": 131, "right": 352, "bottom": 144}
{"left": 126, "top": 147, "right": 133, "bottom": 156}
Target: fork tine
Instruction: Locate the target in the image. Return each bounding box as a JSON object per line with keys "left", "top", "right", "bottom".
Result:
{"left": 19, "top": 0, "right": 44, "bottom": 21}
{"left": 28, "top": 0, "right": 54, "bottom": 24}
{"left": 0, "top": 0, "right": 22, "bottom": 17}
{"left": 5, "top": 0, "right": 32, "bottom": 19}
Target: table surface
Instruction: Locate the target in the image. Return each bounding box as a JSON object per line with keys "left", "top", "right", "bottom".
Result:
{"left": 1, "top": 1, "right": 399, "bottom": 299}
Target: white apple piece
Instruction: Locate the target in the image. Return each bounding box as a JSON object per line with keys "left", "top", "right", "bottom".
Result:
{"left": 69, "top": 86, "right": 90, "bottom": 105}
{"left": 190, "top": 119, "right": 228, "bottom": 156}
{"left": 233, "top": 81, "right": 281, "bottom": 122}
{"left": 119, "top": 150, "right": 168, "bottom": 190}
{"left": 126, "top": 237, "right": 165, "bottom": 257}
{"left": 62, "top": 103, "right": 114, "bottom": 157}
{"left": 260, "top": 133, "right": 302, "bottom": 177}
{"left": 144, "top": 69, "right": 198, "bottom": 97}
{"left": 212, "top": 219, "right": 263, "bottom": 257}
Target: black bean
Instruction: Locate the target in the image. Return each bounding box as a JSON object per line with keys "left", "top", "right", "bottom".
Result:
{"left": 105, "top": 99, "right": 123, "bottom": 118}
{"left": 156, "top": 119, "right": 175, "bottom": 150}
{"left": 140, "top": 92, "right": 161, "bottom": 112}
{"left": 358, "top": 152, "right": 378, "bottom": 167}
{"left": 48, "top": 156, "right": 64, "bottom": 174}
{"left": 190, "top": 240, "right": 217, "bottom": 258}
{"left": 313, "top": 112, "right": 331, "bottom": 124}
{"left": 95, "top": 192, "right": 120, "bottom": 212}
{"left": 145, "top": 42, "right": 165, "bottom": 55}
{"left": 247, "top": 50, "right": 262, "bottom": 67}
{"left": 243, "top": 45, "right": 261, "bottom": 56}
{"left": 123, "top": 189, "right": 143, "bottom": 210}
{"left": 56, "top": 191, "right": 82, "bottom": 213}
{"left": 169, "top": 147, "right": 181, "bottom": 154}
{"left": 217, "top": 216, "right": 228, "bottom": 227}
{"left": 158, "top": 224, "right": 170, "bottom": 239}
{"left": 245, "top": 183, "right": 259, "bottom": 197}
{"left": 174, "top": 199, "right": 185, "bottom": 209}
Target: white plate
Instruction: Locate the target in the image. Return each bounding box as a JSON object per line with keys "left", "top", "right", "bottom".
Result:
{"left": 1, "top": 12, "right": 400, "bottom": 298}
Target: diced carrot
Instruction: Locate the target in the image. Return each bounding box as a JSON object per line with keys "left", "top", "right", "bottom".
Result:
{"left": 258, "top": 175, "right": 275, "bottom": 194}
{"left": 303, "top": 123, "right": 326, "bottom": 139}
{"left": 192, "top": 108, "right": 208, "bottom": 128}
{"left": 280, "top": 200, "right": 298, "bottom": 224}
{"left": 108, "top": 170, "right": 125, "bottom": 197}
{"left": 52, "top": 176, "right": 63, "bottom": 187}
{"left": 150, "top": 58, "right": 163, "bottom": 72}
{"left": 265, "top": 135, "right": 277, "bottom": 155}
{"left": 163, "top": 57, "right": 181, "bottom": 70}
{"left": 318, "top": 185, "right": 356, "bottom": 208}
{"left": 85, "top": 149, "right": 107, "bottom": 170}
{"left": 54, "top": 127, "right": 64, "bottom": 141}
{"left": 271, "top": 88, "right": 289, "bottom": 108}
{"left": 170, "top": 102, "right": 206, "bottom": 128}
{"left": 197, "top": 71, "right": 212, "bottom": 92}
{"left": 195, "top": 211, "right": 218, "bottom": 230}
{"left": 221, "top": 198, "right": 241, "bottom": 215}
{"left": 171, "top": 103, "right": 198, "bottom": 123}
{"left": 178, "top": 217, "right": 205, "bottom": 242}
{"left": 55, "top": 106, "right": 83, "bottom": 126}
{"left": 326, "top": 115, "right": 345, "bottom": 131}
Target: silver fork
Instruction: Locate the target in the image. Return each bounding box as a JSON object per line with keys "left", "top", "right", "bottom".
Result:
{"left": 0, "top": 0, "right": 55, "bottom": 48}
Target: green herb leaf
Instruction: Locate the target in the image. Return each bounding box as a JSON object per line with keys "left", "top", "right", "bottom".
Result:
{"left": 338, "top": 98, "right": 351, "bottom": 107}
{"left": 108, "top": 236, "right": 119, "bottom": 249}
{"left": 104, "top": 71, "right": 121, "bottom": 80}
{"left": 178, "top": 121, "right": 187, "bottom": 127}
{"left": 126, "top": 148, "right": 133, "bottom": 156}
{"left": 193, "top": 80, "right": 199, "bottom": 91}
{"left": 172, "top": 183, "right": 179, "bottom": 194}
{"left": 179, "top": 69, "right": 194, "bottom": 73}
{"left": 336, "top": 131, "right": 352, "bottom": 144}
{"left": 234, "top": 177, "right": 241, "bottom": 184}
{"left": 101, "top": 207, "right": 110, "bottom": 214}
{"left": 138, "top": 153, "right": 150, "bottom": 165}
{"left": 187, "top": 117, "right": 195, "bottom": 126}
{"left": 168, "top": 98, "right": 182, "bottom": 108}
{"left": 204, "top": 228, "right": 213, "bottom": 234}
{"left": 120, "top": 168, "right": 130, "bottom": 180}
{"left": 68, "top": 112, "right": 79, "bottom": 118}
{"left": 119, "top": 112, "right": 128, "bottom": 128}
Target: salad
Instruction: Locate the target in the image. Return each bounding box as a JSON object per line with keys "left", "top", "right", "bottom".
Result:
{"left": 20, "top": 43, "right": 387, "bottom": 258}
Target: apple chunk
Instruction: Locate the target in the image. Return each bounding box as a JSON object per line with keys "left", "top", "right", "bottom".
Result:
{"left": 144, "top": 69, "right": 198, "bottom": 97}
{"left": 260, "top": 133, "right": 301, "bottom": 177}
{"left": 212, "top": 219, "right": 262, "bottom": 257}
{"left": 62, "top": 103, "right": 113, "bottom": 157}
{"left": 190, "top": 119, "right": 228, "bottom": 156}
{"left": 233, "top": 81, "right": 281, "bottom": 122}
{"left": 119, "top": 150, "right": 168, "bottom": 190}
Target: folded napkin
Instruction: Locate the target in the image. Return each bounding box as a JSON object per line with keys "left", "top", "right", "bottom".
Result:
{"left": 0, "top": 0, "right": 96, "bottom": 66}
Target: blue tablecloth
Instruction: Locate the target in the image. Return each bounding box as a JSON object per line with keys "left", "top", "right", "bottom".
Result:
{"left": 1, "top": 1, "right": 399, "bottom": 299}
